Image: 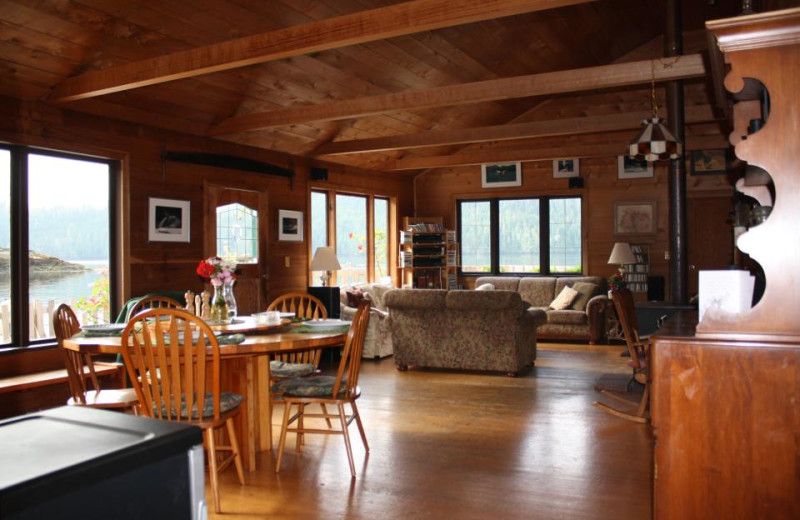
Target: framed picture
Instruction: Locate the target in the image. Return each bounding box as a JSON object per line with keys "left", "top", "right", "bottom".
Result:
{"left": 617, "top": 156, "right": 654, "bottom": 179}
{"left": 278, "top": 209, "right": 304, "bottom": 242}
{"left": 691, "top": 149, "right": 729, "bottom": 175}
{"left": 553, "top": 158, "right": 580, "bottom": 178}
{"left": 481, "top": 162, "right": 521, "bottom": 188}
{"left": 614, "top": 201, "right": 657, "bottom": 236}
{"left": 148, "top": 197, "right": 190, "bottom": 243}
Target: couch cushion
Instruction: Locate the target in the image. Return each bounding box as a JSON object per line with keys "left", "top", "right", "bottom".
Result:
{"left": 569, "top": 282, "right": 600, "bottom": 311}
{"left": 446, "top": 290, "right": 525, "bottom": 312}
{"left": 475, "top": 283, "right": 495, "bottom": 291}
{"left": 550, "top": 286, "right": 578, "bottom": 310}
{"left": 554, "top": 276, "right": 607, "bottom": 297}
{"left": 474, "top": 277, "right": 521, "bottom": 292}
{"left": 518, "top": 277, "right": 557, "bottom": 307}
{"left": 383, "top": 289, "right": 447, "bottom": 310}
{"left": 547, "top": 309, "right": 589, "bottom": 326}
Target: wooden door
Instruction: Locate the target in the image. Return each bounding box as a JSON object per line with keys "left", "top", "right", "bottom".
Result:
{"left": 688, "top": 196, "right": 734, "bottom": 296}
{"left": 205, "top": 185, "right": 268, "bottom": 315}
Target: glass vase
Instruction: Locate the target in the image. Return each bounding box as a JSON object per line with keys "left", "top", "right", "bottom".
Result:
{"left": 223, "top": 279, "right": 237, "bottom": 319}
{"left": 210, "top": 284, "right": 228, "bottom": 323}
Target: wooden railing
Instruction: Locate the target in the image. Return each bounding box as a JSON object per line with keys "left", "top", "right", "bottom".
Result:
{"left": 0, "top": 299, "right": 107, "bottom": 343}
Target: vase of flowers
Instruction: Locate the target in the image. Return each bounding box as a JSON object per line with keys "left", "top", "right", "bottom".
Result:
{"left": 196, "top": 256, "right": 239, "bottom": 322}
{"left": 607, "top": 270, "right": 627, "bottom": 293}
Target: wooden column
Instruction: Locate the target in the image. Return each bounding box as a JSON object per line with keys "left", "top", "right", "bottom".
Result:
{"left": 666, "top": 0, "right": 689, "bottom": 304}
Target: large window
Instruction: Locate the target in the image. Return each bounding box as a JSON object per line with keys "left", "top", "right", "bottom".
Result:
{"left": 458, "top": 196, "right": 582, "bottom": 275}
{"left": 310, "top": 190, "right": 392, "bottom": 285}
{"left": 0, "top": 146, "right": 117, "bottom": 346}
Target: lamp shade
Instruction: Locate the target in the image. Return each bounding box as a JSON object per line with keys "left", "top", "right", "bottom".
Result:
{"left": 627, "top": 117, "right": 683, "bottom": 162}
{"left": 309, "top": 247, "right": 341, "bottom": 271}
{"left": 608, "top": 242, "right": 637, "bottom": 266}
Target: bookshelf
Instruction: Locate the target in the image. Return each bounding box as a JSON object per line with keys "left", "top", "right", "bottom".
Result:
{"left": 399, "top": 217, "right": 459, "bottom": 289}
{"left": 623, "top": 244, "right": 649, "bottom": 293}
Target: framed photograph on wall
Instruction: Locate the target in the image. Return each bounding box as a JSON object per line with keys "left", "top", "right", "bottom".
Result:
{"left": 617, "top": 156, "right": 654, "bottom": 179}
{"left": 481, "top": 162, "right": 521, "bottom": 188}
{"left": 553, "top": 158, "right": 580, "bottom": 178}
{"left": 691, "top": 149, "right": 729, "bottom": 175}
{"left": 614, "top": 201, "right": 657, "bottom": 236}
{"left": 278, "top": 209, "right": 304, "bottom": 242}
{"left": 148, "top": 197, "right": 190, "bottom": 243}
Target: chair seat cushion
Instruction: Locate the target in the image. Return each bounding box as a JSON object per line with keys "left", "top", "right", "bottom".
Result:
{"left": 271, "top": 375, "right": 346, "bottom": 397}
{"left": 270, "top": 360, "right": 316, "bottom": 378}
{"left": 159, "top": 391, "right": 243, "bottom": 420}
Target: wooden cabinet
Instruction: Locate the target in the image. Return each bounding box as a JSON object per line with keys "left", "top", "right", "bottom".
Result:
{"left": 399, "top": 217, "right": 458, "bottom": 289}
{"left": 651, "top": 9, "right": 800, "bottom": 520}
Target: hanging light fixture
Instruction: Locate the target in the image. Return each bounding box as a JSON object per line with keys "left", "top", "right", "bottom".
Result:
{"left": 627, "top": 59, "right": 683, "bottom": 162}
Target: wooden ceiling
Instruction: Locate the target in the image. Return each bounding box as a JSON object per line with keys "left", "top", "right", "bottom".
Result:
{"left": 1, "top": 0, "right": 797, "bottom": 175}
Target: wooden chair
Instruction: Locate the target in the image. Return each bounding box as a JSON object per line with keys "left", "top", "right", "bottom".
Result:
{"left": 593, "top": 288, "right": 650, "bottom": 423}
{"left": 274, "top": 300, "right": 371, "bottom": 478}
{"left": 125, "top": 295, "right": 182, "bottom": 321}
{"left": 53, "top": 304, "right": 139, "bottom": 412}
{"left": 120, "top": 308, "right": 245, "bottom": 513}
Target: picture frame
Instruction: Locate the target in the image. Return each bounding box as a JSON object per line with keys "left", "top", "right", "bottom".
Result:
{"left": 278, "top": 209, "right": 304, "bottom": 242}
{"left": 553, "top": 158, "right": 580, "bottom": 178}
{"left": 691, "top": 149, "right": 729, "bottom": 175}
{"left": 614, "top": 201, "right": 657, "bottom": 236}
{"left": 481, "top": 162, "right": 522, "bottom": 188}
{"left": 148, "top": 197, "right": 190, "bottom": 243}
{"left": 617, "top": 156, "right": 654, "bottom": 179}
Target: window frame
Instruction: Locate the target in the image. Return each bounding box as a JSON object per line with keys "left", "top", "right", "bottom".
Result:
{"left": 1, "top": 144, "right": 119, "bottom": 348}
{"left": 457, "top": 195, "right": 583, "bottom": 277}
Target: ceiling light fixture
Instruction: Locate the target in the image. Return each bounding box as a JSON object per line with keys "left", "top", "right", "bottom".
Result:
{"left": 627, "top": 59, "right": 684, "bottom": 163}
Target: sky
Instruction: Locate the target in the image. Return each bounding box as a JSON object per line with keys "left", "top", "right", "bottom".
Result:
{"left": 0, "top": 150, "right": 109, "bottom": 208}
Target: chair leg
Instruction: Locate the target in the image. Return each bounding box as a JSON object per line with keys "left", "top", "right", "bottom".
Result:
{"left": 593, "top": 401, "right": 649, "bottom": 423}
{"left": 636, "top": 382, "right": 650, "bottom": 418}
{"left": 338, "top": 402, "right": 356, "bottom": 478}
{"left": 320, "top": 403, "right": 333, "bottom": 428}
{"left": 225, "top": 417, "right": 245, "bottom": 485}
{"left": 350, "top": 400, "right": 369, "bottom": 452}
{"left": 275, "top": 402, "right": 292, "bottom": 473}
{"left": 205, "top": 428, "right": 222, "bottom": 513}
{"left": 296, "top": 403, "right": 305, "bottom": 451}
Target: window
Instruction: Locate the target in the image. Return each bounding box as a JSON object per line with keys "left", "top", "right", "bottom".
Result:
{"left": 310, "top": 190, "right": 393, "bottom": 285}
{"left": 216, "top": 203, "right": 258, "bottom": 264}
{"left": 0, "top": 146, "right": 117, "bottom": 346}
{"left": 458, "top": 196, "right": 582, "bottom": 276}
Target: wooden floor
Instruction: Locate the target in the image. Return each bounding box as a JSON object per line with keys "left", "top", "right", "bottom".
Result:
{"left": 209, "top": 342, "right": 653, "bottom": 519}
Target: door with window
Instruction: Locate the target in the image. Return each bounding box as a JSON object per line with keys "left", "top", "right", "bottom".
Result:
{"left": 205, "top": 185, "right": 268, "bottom": 315}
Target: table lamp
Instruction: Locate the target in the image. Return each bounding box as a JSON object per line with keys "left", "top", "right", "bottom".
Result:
{"left": 310, "top": 246, "right": 341, "bottom": 287}
{"left": 607, "top": 242, "right": 637, "bottom": 274}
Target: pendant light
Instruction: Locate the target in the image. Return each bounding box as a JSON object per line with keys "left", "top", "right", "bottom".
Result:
{"left": 627, "top": 59, "right": 683, "bottom": 162}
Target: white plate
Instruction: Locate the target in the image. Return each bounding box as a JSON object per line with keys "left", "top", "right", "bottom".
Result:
{"left": 303, "top": 319, "right": 349, "bottom": 329}
{"left": 279, "top": 312, "right": 295, "bottom": 319}
{"left": 82, "top": 324, "right": 126, "bottom": 333}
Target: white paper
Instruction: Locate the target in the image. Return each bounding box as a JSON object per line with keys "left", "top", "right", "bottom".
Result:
{"left": 698, "top": 270, "right": 755, "bottom": 323}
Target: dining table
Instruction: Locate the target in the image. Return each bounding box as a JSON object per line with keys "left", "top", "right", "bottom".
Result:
{"left": 63, "top": 315, "right": 349, "bottom": 471}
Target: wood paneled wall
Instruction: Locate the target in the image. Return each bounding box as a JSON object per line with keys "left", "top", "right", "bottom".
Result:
{"left": 415, "top": 155, "right": 735, "bottom": 296}
{"left": 0, "top": 96, "right": 414, "bottom": 312}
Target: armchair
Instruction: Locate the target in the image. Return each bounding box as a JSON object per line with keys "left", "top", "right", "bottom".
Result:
{"left": 340, "top": 283, "right": 393, "bottom": 358}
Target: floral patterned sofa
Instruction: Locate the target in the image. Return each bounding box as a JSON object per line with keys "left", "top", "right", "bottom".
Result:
{"left": 474, "top": 276, "right": 608, "bottom": 344}
{"left": 339, "top": 282, "right": 394, "bottom": 358}
{"left": 383, "top": 289, "right": 547, "bottom": 376}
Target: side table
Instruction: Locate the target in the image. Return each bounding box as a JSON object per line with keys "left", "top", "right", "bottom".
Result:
{"left": 307, "top": 286, "right": 340, "bottom": 319}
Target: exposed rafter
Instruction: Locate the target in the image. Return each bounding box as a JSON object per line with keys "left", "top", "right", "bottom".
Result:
{"left": 314, "top": 105, "right": 718, "bottom": 155}
{"left": 47, "top": 0, "right": 601, "bottom": 103}
{"left": 212, "top": 54, "right": 706, "bottom": 135}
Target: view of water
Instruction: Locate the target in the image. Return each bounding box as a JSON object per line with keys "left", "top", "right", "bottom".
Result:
{"left": 0, "top": 260, "right": 107, "bottom": 304}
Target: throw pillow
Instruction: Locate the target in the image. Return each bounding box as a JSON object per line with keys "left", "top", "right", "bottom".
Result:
{"left": 345, "top": 289, "right": 365, "bottom": 308}
{"left": 550, "top": 286, "right": 578, "bottom": 310}
{"left": 569, "top": 282, "right": 599, "bottom": 311}
{"left": 476, "top": 283, "right": 495, "bottom": 291}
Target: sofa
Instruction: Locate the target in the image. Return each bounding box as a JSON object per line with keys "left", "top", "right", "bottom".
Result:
{"left": 383, "top": 289, "right": 547, "bottom": 376}
{"left": 339, "top": 282, "right": 394, "bottom": 358}
{"left": 474, "top": 276, "right": 608, "bottom": 344}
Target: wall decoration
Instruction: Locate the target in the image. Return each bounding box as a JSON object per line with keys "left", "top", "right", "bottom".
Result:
{"left": 691, "top": 149, "right": 729, "bottom": 175}
{"left": 614, "top": 201, "right": 656, "bottom": 236}
{"left": 481, "top": 162, "right": 522, "bottom": 188}
{"left": 148, "top": 197, "right": 190, "bottom": 243}
{"left": 617, "top": 156, "right": 654, "bottom": 179}
{"left": 553, "top": 158, "right": 580, "bottom": 178}
{"left": 278, "top": 209, "right": 304, "bottom": 242}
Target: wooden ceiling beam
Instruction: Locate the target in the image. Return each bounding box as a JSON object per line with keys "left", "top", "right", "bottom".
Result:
{"left": 47, "top": 0, "right": 600, "bottom": 103}
{"left": 314, "top": 104, "right": 718, "bottom": 155}
{"left": 212, "top": 54, "right": 706, "bottom": 135}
